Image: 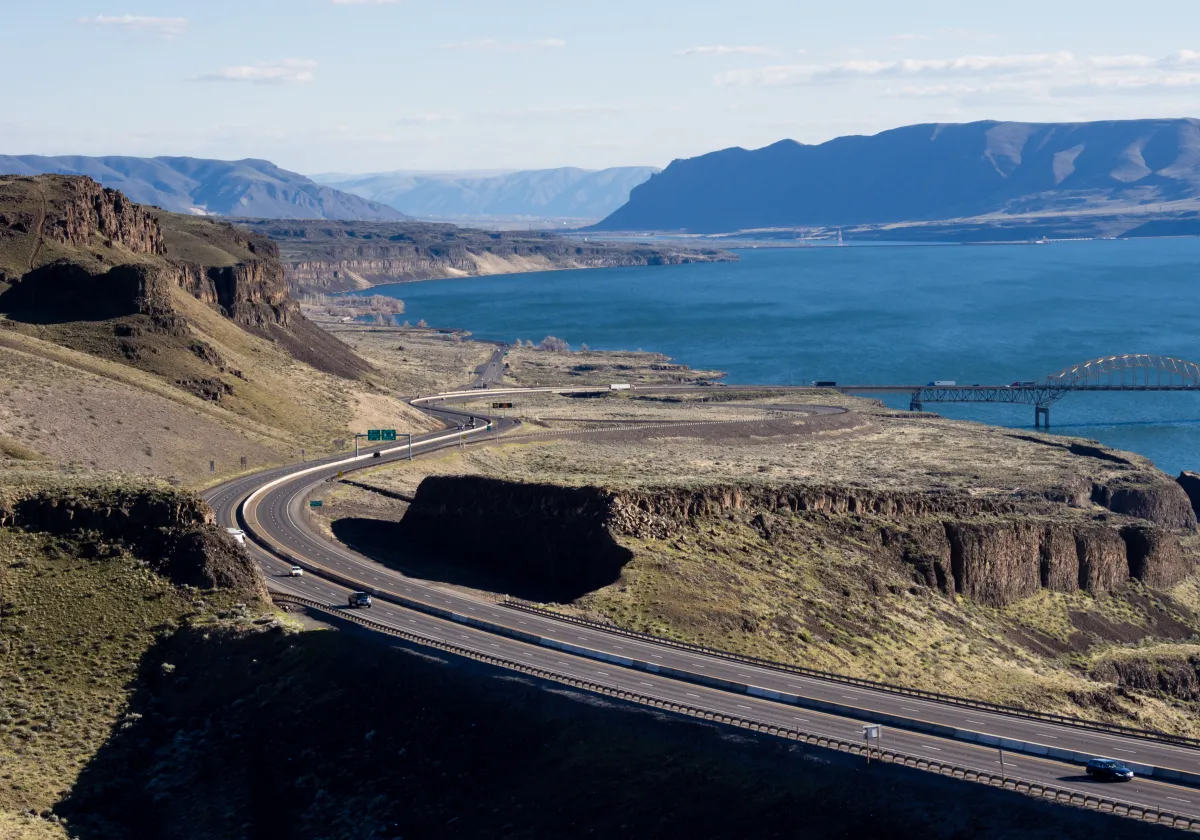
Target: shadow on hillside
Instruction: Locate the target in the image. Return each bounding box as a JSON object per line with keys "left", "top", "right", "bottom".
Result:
{"left": 55, "top": 610, "right": 1184, "bottom": 840}
{"left": 332, "top": 514, "right": 633, "bottom": 603}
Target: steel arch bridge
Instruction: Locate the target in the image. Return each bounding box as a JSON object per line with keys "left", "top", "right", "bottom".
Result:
{"left": 838, "top": 355, "right": 1200, "bottom": 428}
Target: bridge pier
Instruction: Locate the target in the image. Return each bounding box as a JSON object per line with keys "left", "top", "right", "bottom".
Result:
{"left": 1035, "top": 406, "right": 1050, "bottom": 428}
{"left": 909, "top": 392, "right": 923, "bottom": 413}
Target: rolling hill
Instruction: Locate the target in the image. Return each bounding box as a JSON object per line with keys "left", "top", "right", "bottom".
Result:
{"left": 592, "top": 119, "right": 1200, "bottom": 234}
{"left": 0, "top": 155, "right": 405, "bottom": 221}
{"left": 316, "top": 166, "right": 658, "bottom": 222}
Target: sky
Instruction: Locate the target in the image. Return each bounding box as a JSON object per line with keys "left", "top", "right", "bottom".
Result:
{"left": 5, "top": 1, "right": 1200, "bottom": 175}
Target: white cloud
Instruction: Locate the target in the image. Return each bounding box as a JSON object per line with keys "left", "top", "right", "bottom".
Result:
{"left": 439, "top": 39, "right": 565, "bottom": 52}
{"left": 677, "top": 45, "right": 776, "bottom": 57}
{"left": 193, "top": 59, "right": 318, "bottom": 84}
{"left": 80, "top": 14, "right": 188, "bottom": 38}
{"left": 718, "top": 52, "right": 1075, "bottom": 86}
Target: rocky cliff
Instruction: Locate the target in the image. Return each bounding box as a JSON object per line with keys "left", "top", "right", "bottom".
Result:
{"left": 0, "top": 482, "right": 265, "bottom": 596}
{"left": 0, "top": 175, "right": 369, "bottom": 382}
{"left": 235, "top": 219, "right": 738, "bottom": 294}
{"left": 401, "top": 473, "right": 1196, "bottom": 608}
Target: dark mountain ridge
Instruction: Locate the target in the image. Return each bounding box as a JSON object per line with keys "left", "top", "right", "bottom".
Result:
{"left": 0, "top": 155, "right": 405, "bottom": 221}
{"left": 593, "top": 118, "right": 1200, "bottom": 233}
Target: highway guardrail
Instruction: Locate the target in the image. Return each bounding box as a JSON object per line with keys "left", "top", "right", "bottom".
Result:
{"left": 502, "top": 597, "right": 1200, "bottom": 751}
{"left": 271, "top": 592, "right": 1200, "bottom": 833}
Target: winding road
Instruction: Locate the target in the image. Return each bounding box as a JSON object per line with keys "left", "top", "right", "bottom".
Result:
{"left": 201, "top": 382, "right": 1200, "bottom": 826}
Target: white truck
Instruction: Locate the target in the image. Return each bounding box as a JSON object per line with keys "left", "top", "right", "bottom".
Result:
{"left": 609, "top": 383, "right": 632, "bottom": 391}
{"left": 225, "top": 527, "right": 247, "bottom": 546}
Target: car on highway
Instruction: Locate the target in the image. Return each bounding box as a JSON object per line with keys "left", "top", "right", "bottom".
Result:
{"left": 289, "top": 566, "right": 303, "bottom": 577}
{"left": 1086, "top": 758, "right": 1134, "bottom": 781}
{"left": 225, "top": 527, "right": 246, "bottom": 546}
{"left": 348, "top": 592, "right": 373, "bottom": 609}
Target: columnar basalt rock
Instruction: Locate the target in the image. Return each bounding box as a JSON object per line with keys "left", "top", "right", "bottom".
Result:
{"left": 47, "top": 176, "right": 164, "bottom": 255}
{"left": 403, "top": 475, "right": 1198, "bottom": 609}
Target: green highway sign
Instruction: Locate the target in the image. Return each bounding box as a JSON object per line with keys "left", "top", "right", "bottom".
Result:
{"left": 310, "top": 500, "right": 323, "bottom": 507}
{"left": 381, "top": 429, "right": 397, "bottom": 441}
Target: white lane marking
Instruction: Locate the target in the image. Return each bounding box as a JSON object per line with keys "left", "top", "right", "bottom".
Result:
{"left": 1168, "top": 796, "right": 1192, "bottom": 804}
{"left": 926, "top": 746, "right": 942, "bottom": 751}
{"left": 687, "top": 693, "right": 700, "bottom": 698}
{"left": 841, "top": 695, "right": 859, "bottom": 701}
{"left": 578, "top": 636, "right": 589, "bottom": 641}
{"left": 794, "top": 717, "right": 808, "bottom": 723}
{"left": 639, "top": 682, "right": 653, "bottom": 687}
{"left": 737, "top": 704, "right": 752, "bottom": 710}
{"left": 902, "top": 707, "right": 919, "bottom": 712}
{"left": 651, "top": 655, "right": 662, "bottom": 659}
{"left": 738, "top": 673, "right": 753, "bottom": 678}
{"left": 965, "top": 720, "right": 985, "bottom": 725}
{"left": 1113, "top": 748, "right": 1136, "bottom": 754}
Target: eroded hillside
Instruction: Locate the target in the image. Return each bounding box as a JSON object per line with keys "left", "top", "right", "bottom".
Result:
{"left": 0, "top": 175, "right": 437, "bottom": 484}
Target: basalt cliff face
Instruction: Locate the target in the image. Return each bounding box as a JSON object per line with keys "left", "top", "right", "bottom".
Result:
{"left": 0, "top": 176, "right": 292, "bottom": 328}
{"left": 0, "top": 175, "right": 368, "bottom": 384}
{"left": 402, "top": 472, "right": 1197, "bottom": 609}
{"left": 234, "top": 219, "right": 738, "bottom": 294}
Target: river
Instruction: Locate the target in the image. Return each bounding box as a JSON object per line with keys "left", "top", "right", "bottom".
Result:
{"left": 362, "top": 239, "right": 1200, "bottom": 475}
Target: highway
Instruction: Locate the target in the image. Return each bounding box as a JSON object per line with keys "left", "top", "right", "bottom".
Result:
{"left": 202, "top": 384, "right": 1200, "bottom": 823}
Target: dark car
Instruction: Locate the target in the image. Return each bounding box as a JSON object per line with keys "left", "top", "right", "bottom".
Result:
{"left": 348, "top": 592, "right": 373, "bottom": 609}
{"left": 1086, "top": 758, "right": 1134, "bottom": 781}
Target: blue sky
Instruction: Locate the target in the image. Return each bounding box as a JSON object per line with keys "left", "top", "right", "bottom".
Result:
{"left": 5, "top": 1, "right": 1200, "bottom": 174}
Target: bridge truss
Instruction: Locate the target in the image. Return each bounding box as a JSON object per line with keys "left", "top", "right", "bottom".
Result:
{"left": 908, "top": 355, "right": 1200, "bottom": 428}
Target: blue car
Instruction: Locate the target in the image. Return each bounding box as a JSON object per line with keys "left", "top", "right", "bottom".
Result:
{"left": 1086, "top": 758, "right": 1134, "bottom": 782}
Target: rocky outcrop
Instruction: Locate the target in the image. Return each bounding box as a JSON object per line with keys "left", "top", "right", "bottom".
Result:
{"left": 398, "top": 475, "right": 632, "bottom": 602}
{"left": 0, "top": 485, "right": 265, "bottom": 597}
{"left": 45, "top": 175, "right": 164, "bottom": 255}
{"left": 1178, "top": 471, "right": 1200, "bottom": 518}
{"left": 1093, "top": 480, "right": 1197, "bottom": 530}
{"left": 1091, "top": 655, "right": 1200, "bottom": 701}
{"left": 402, "top": 475, "right": 1197, "bottom": 608}
{"left": 173, "top": 258, "right": 296, "bottom": 328}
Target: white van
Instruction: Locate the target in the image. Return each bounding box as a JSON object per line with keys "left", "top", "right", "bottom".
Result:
{"left": 225, "top": 527, "right": 247, "bottom": 547}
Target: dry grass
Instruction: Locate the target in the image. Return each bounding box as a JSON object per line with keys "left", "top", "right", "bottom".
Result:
{"left": 0, "top": 287, "right": 439, "bottom": 488}
{"left": 0, "top": 529, "right": 251, "bottom": 830}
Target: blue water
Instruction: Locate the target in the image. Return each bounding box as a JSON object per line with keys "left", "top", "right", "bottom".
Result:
{"left": 362, "top": 240, "right": 1200, "bottom": 475}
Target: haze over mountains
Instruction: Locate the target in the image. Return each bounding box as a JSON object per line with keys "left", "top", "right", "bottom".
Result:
{"left": 0, "top": 155, "right": 404, "bottom": 221}
{"left": 594, "top": 119, "right": 1200, "bottom": 234}
{"left": 315, "top": 166, "right": 658, "bottom": 223}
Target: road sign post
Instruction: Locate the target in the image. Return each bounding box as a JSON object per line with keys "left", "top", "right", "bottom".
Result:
{"left": 863, "top": 724, "right": 882, "bottom": 764}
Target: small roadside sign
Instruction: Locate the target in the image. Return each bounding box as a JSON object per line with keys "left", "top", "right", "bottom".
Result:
{"left": 309, "top": 500, "right": 323, "bottom": 508}
{"left": 492, "top": 402, "right": 514, "bottom": 409}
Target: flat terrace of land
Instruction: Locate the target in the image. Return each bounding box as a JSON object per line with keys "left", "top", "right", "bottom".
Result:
{"left": 434, "top": 390, "right": 1158, "bottom": 500}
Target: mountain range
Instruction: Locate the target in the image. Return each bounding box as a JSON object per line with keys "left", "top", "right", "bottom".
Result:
{"left": 0, "top": 155, "right": 404, "bottom": 221}
{"left": 314, "top": 166, "right": 658, "bottom": 222}
{"left": 593, "top": 119, "right": 1200, "bottom": 233}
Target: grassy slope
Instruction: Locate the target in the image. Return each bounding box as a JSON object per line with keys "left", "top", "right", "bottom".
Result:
{"left": 0, "top": 527, "right": 255, "bottom": 838}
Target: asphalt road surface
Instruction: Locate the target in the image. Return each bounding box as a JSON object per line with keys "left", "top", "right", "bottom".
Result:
{"left": 201, "top": 385, "right": 1200, "bottom": 821}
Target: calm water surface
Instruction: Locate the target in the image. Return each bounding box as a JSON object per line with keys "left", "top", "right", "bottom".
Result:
{"left": 364, "top": 240, "right": 1200, "bottom": 474}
